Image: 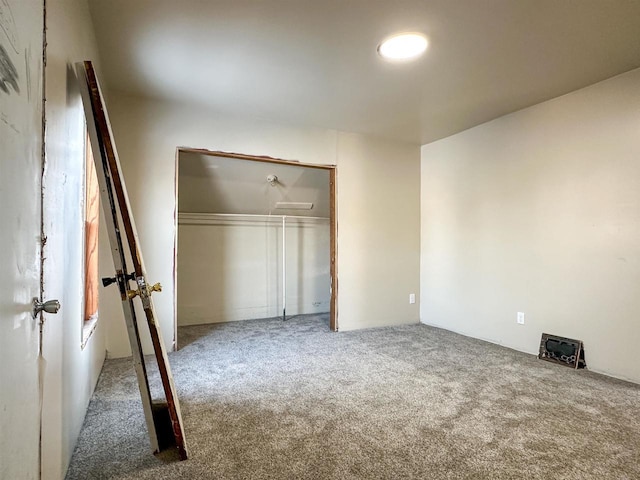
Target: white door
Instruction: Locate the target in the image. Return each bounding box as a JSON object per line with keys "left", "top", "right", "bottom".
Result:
{"left": 0, "top": 1, "right": 45, "bottom": 479}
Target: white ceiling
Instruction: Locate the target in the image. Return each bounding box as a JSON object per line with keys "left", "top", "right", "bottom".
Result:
{"left": 89, "top": 0, "right": 640, "bottom": 145}
{"left": 178, "top": 152, "right": 330, "bottom": 217}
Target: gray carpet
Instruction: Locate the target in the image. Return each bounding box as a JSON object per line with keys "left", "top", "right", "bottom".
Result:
{"left": 66, "top": 314, "right": 640, "bottom": 479}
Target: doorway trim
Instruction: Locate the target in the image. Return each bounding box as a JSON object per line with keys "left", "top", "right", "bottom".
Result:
{"left": 173, "top": 147, "right": 338, "bottom": 339}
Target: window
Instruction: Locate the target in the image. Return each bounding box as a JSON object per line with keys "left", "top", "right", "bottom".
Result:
{"left": 82, "top": 131, "right": 99, "bottom": 346}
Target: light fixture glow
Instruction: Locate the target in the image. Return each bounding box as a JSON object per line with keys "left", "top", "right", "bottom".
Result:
{"left": 378, "top": 33, "right": 428, "bottom": 61}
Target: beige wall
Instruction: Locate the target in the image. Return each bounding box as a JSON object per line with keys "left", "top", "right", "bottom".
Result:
{"left": 336, "top": 132, "right": 421, "bottom": 330}
{"left": 178, "top": 216, "right": 330, "bottom": 325}
{"left": 104, "top": 94, "right": 420, "bottom": 356}
{"left": 421, "top": 68, "right": 640, "bottom": 383}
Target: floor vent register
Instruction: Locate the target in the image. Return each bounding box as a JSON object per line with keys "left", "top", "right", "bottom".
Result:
{"left": 539, "top": 333, "right": 586, "bottom": 370}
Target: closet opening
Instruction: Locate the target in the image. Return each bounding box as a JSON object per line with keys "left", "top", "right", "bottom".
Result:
{"left": 174, "top": 149, "right": 337, "bottom": 340}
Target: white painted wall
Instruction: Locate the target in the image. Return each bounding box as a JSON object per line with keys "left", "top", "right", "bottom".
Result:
{"left": 178, "top": 216, "right": 330, "bottom": 325}
{"left": 420, "top": 68, "right": 640, "bottom": 383}
{"left": 103, "top": 93, "right": 421, "bottom": 356}
{"left": 0, "top": 1, "right": 43, "bottom": 478}
{"left": 40, "top": 1, "right": 106, "bottom": 479}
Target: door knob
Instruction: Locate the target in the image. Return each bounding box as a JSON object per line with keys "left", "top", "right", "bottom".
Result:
{"left": 33, "top": 298, "right": 61, "bottom": 318}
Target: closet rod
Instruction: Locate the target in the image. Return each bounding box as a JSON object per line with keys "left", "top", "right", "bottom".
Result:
{"left": 179, "top": 212, "right": 329, "bottom": 220}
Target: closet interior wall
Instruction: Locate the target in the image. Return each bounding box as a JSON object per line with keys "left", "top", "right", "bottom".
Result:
{"left": 176, "top": 152, "right": 331, "bottom": 327}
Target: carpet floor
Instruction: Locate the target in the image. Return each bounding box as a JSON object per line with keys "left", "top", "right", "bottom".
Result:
{"left": 65, "top": 314, "right": 640, "bottom": 479}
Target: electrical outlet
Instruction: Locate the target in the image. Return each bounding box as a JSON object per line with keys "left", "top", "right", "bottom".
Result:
{"left": 517, "top": 312, "right": 525, "bottom": 325}
{"left": 409, "top": 293, "right": 416, "bottom": 304}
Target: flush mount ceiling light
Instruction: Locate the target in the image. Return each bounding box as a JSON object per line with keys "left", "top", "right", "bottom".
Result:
{"left": 378, "top": 32, "right": 428, "bottom": 61}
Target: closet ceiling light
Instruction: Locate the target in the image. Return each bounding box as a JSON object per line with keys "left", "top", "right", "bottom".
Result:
{"left": 378, "top": 32, "right": 428, "bottom": 61}
{"left": 275, "top": 202, "right": 313, "bottom": 210}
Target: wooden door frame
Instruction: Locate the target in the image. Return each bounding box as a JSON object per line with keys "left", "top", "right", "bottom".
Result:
{"left": 173, "top": 147, "right": 338, "bottom": 336}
